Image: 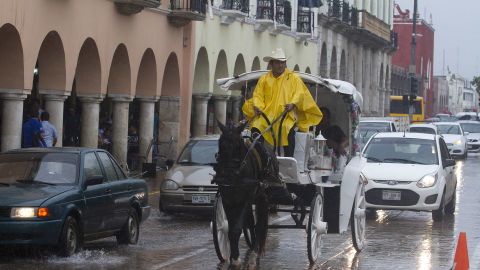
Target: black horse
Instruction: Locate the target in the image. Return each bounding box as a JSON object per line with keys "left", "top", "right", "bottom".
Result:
{"left": 213, "top": 121, "right": 280, "bottom": 265}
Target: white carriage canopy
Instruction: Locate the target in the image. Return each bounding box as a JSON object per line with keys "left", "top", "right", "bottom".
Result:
{"left": 217, "top": 71, "right": 363, "bottom": 153}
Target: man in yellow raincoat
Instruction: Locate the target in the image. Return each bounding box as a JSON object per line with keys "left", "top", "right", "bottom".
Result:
{"left": 247, "top": 48, "right": 323, "bottom": 157}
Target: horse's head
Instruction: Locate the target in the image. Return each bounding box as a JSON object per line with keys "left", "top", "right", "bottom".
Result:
{"left": 216, "top": 120, "right": 247, "bottom": 167}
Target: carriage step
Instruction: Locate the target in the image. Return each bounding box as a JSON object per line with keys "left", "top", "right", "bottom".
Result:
{"left": 269, "top": 224, "right": 306, "bottom": 229}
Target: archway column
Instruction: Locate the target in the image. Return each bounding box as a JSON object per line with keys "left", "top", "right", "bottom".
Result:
{"left": 110, "top": 95, "right": 133, "bottom": 170}
{"left": 214, "top": 95, "right": 229, "bottom": 134}
{"left": 158, "top": 96, "right": 180, "bottom": 159}
{"left": 42, "top": 92, "right": 69, "bottom": 147}
{"left": 138, "top": 96, "right": 158, "bottom": 162}
{"left": 79, "top": 95, "right": 103, "bottom": 148}
{"left": 0, "top": 92, "right": 27, "bottom": 151}
{"left": 231, "top": 95, "right": 242, "bottom": 122}
{"left": 192, "top": 93, "right": 212, "bottom": 137}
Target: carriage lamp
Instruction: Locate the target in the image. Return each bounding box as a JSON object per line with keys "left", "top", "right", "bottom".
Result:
{"left": 308, "top": 133, "right": 332, "bottom": 171}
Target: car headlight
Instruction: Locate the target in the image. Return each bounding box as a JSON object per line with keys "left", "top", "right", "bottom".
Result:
{"left": 10, "top": 207, "right": 49, "bottom": 218}
{"left": 161, "top": 180, "right": 179, "bottom": 190}
{"left": 359, "top": 173, "right": 368, "bottom": 185}
{"left": 417, "top": 174, "right": 437, "bottom": 188}
{"left": 454, "top": 140, "right": 462, "bottom": 145}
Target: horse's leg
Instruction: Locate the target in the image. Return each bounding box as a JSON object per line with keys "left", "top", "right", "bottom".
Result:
{"left": 223, "top": 197, "right": 244, "bottom": 264}
{"left": 254, "top": 191, "right": 269, "bottom": 256}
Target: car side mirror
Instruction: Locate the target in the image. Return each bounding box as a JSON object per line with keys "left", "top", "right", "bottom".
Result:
{"left": 444, "top": 159, "right": 456, "bottom": 168}
{"left": 85, "top": 175, "right": 104, "bottom": 186}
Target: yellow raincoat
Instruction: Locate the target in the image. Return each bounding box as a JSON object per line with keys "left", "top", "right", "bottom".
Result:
{"left": 242, "top": 98, "right": 255, "bottom": 121}
{"left": 250, "top": 69, "right": 323, "bottom": 146}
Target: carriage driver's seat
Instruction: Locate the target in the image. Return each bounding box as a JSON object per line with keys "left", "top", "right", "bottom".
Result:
{"left": 277, "top": 132, "right": 314, "bottom": 185}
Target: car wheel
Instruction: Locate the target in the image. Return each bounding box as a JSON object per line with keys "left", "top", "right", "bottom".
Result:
{"left": 116, "top": 207, "right": 140, "bottom": 245}
{"left": 432, "top": 191, "right": 446, "bottom": 221}
{"left": 159, "top": 200, "right": 173, "bottom": 215}
{"left": 445, "top": 188, "right": 456, "bottom": 215}
{"left": 58, "top": 216, "right": 81, "bottom": 257}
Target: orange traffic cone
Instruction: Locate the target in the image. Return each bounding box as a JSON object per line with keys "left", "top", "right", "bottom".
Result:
{"left": 453, "top": 232, "right": 469, "bottom": 270}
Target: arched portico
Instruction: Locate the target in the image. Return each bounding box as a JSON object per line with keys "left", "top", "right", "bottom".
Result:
{"left": 330, "top": 46, "right": 337, "bottom": 79}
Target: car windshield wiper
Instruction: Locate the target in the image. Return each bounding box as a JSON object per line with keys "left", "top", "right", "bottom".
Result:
{"left": 383, "top": 158, "right": 424, "bottom": 164}
{"left": 16, "top": 179, "right": 56, "bottom": 185}
{"left": 365, "top": 156, "right": 383, "bottom": 163}
{"left": 178, "top": 161, "right": 203, "bottom": 165}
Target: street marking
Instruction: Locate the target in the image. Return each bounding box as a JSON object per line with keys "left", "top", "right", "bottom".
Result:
{"left": 149, "top": 191, "right": 160, "bottom": 196}
{"left": 269, "top": 214, "right": 293, "bottom": 225}
{"left": 150, "top": 248, "right": 209, "bottom": 270}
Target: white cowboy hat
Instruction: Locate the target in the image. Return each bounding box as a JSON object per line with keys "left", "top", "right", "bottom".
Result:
{"left": 263, "top": 48, "right": 288, "bottom": 62}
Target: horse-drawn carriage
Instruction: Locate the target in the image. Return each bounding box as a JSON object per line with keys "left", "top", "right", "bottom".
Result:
{"left": 212, "top": 71, "right": 367, "bottom": 265}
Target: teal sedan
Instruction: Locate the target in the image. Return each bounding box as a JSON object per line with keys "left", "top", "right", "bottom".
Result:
{"left": 0, "top": 148, "right": 150, "bottom": 256}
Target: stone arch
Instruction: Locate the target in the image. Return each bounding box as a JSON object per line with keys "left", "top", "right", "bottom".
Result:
{"left": 213, "top": 50, "right": 228, "bottom": 94}
{"left": 293, "top": 64, "right": 300, "bottom": 71}
{"left": 330, "top": 46, "right": 337, "bottom": 79}
{"left": 251, "top": 57, "right": 261, "bottom": 71}
{"left": 161, "top": 52, "right": 180, "bottom": 97}
{"left": 233, "top": 54, "right": 246, "bottom": 76}
{"left": 320, "top": 43, "right": 328, "bottom": 77}
{"left": 305, "top": 67, "right": 311, "bottom": 74}
{"left": 136, "top": 48, "right": 157, "bottom": 97}
{"left": 0, "top": 23, "right": 23, "bottom": 89}
{"left": 37, "top": 31, "right": 67, "bottom": 91}
{"left": 340, "top": 50, "right": 347, "bottom": 80}
{"left": 75, "top": 38, "right": 101, "bottom": 95}
{"left": 193, "top": 47, "right": 209, "bottom": 93}
{"left": 107, "top": 44, "right": 131, "bottom": 95}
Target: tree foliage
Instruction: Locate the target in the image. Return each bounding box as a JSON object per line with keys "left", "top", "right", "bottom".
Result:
{"left": 473, "top": 76, "right": 480, "bottom": 95}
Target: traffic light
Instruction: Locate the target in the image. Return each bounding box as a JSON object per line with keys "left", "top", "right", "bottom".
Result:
{"left": 410, "top": 76, "right": 419, "bottom": 96}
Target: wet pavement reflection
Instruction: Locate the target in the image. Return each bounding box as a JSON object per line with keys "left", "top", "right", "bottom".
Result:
{"left": 1, "top": 156, "right": 479, "bottom": 269}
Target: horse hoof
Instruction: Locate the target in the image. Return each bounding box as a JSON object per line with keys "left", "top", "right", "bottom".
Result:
{"left": 248, "top": 252, "right": 258, "bottom": 268}
{"left": 230, "top": 258, "right": 241, "bottom": 268}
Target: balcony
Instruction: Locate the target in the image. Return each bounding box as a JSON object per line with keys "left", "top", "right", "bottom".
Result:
{"left": 220, "top": 0, "right": 249, "bottom": 24}
{"left": 270, "top": 0, "right": 291, "bottom": 34}
{"left": 255, "top": 0, "right": 274, "bottom": 31}
{"left": 168, "top": 0, "right": 206, "bottom": 27}
{"left": 114, "top": 0, "right": 161, "bottom": 15}
{"left": 357, "top": 10, "right": 390, "bottom": 41}
{"left": 296, "top": 8, "right": 311, "bottom": 41}
{"left": 318, "top": 0, "right": 351, "bottom": 32}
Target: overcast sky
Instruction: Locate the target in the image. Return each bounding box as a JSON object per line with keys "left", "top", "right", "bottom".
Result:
{"left": 394, "top": 0, "right": 480, "bottom": 81}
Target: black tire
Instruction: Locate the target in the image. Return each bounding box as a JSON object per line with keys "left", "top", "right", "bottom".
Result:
{"left": 159, "top": 200, "right": 173, "bottom": 215}
{"left": 116, "top": 208, "right": 140, "bottom": 245}
{"left": 212, "top": 194, "right": 230, "bottom": 262}
{"left": 432, "top": 191, "right": 445, "bottom": 221}
{"left": 58, "top": 216, "right": 81, "bottom": 257}
{"left": 307, "top": 193, "right": 325, "bottom": 264}
{"left": 445, "top": 188, "right": 456, "bottom": 215}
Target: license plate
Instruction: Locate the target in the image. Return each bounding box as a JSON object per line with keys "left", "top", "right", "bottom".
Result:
{"left": 382, "top": 190, "right": 401, "bottom": 201}
{"left": 192, "top": 194, "right": 210, "bottom": 204}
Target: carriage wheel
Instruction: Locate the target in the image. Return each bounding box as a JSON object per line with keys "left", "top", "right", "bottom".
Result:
{"left": 351, "top": 182, "right": 366, "bottom": 252}
{"left": 212, "top": 194, "right": 230, "bottom": 262}
{"left": 307, "top": 192, "right": 327, "bottom": 264}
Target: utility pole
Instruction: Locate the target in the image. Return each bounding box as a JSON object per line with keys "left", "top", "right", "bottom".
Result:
{"left": 408, "top": 0, "right": 419, "bottom": 123}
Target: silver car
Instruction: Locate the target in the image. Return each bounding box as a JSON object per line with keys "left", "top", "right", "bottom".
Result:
{"left": 159, "top": 136, "right": 219, "bottom": 214}
{"left": 458, "top": 120, "right": 480, "bottom": 153}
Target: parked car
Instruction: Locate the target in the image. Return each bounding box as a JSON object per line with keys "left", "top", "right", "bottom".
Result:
{"left": 455, "top": 111, "right": 479, "bottom": 121}
{"left": 159, "top": 136, "right": 218, "bottom": 214}
{"left": 0, "top": 148, "right": 150, "bottom": 256}
{"left": 433, "top": 122, "right": 468, "bottom": 159}
{"left": 409, "top": 123, "right": 438, "bottom": 135}
{"left": 357, "top": 119, "right": 400, "bottom": 151}
{"left": 361, "top": 132, "right": 457, "bottom": 221}
{"left": 435, "top": 113, "right": 457, "bottom": 122}
{"left": 458, "top": 120, "right": 480, "bottom": 153}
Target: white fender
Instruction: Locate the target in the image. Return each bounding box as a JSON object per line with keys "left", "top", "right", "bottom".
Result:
{"left": 338, "top": 156, "right": 367, "bottom": 233}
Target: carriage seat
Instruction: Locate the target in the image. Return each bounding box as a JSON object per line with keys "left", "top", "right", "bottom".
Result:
{"left": 293, "top": 132, "right": 314, "bottom": 173}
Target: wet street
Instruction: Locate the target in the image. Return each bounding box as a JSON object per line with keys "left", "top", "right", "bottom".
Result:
{"left": 1, "top": 155, "right": 479, "bottom": 270}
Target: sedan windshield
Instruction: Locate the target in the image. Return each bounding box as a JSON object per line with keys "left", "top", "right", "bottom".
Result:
{"left": 459, "top": 123, "right": 480, "bottom": 133}
{"left": 177, "top": 140, "right": 218, "bottom": 165}
{"left": 410, "top": 127, "right": 436, "bottom": 135}
{"left": 364, "top": 137, "right": 438, "bottom": 165}
{"left": 436, "top": 125, "right": 461, "bottom": 135}
{"left": 0, "top": 153, "right": 79, "bottom": 185}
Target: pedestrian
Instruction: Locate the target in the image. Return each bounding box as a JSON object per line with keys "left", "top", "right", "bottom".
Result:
{"left": 40, "top": 111, "right": 58, "bottom": 147}
{"left": 22, "top": 103, "right": 47, "bottom": 148}
{"left": 249, "top": 48, "right": 323, "bottom": 157}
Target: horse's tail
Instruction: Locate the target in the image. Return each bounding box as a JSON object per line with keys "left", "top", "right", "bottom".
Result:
{"left": 255, "top": 191, "right": 269, "bottom": 256}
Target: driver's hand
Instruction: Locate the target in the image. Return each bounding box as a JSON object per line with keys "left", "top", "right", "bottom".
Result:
{"left": 285, "top": 103, "right": 295, "bottom": 112}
